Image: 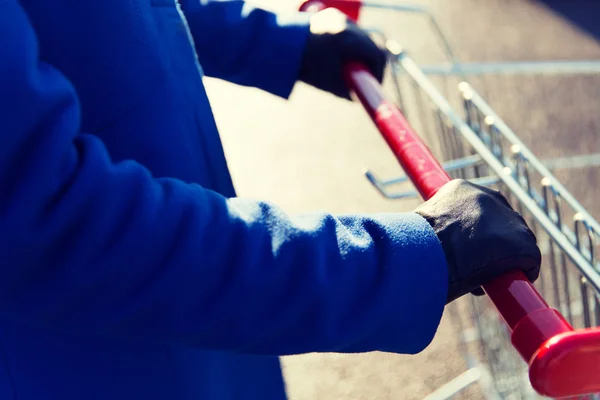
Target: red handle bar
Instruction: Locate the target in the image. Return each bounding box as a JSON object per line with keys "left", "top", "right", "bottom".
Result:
{"left": 299, "top": 1, "right": 600, "bottom": 398}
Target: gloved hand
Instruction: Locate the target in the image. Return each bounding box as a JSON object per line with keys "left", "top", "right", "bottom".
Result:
{"left": 298, "top": 8, "right": 387, "bottom": 100}
{"left": 414, "top": 179, "right": 542, "bottom": 304}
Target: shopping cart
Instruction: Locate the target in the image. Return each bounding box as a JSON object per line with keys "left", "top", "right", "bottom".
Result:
{"left": 299, "top": 1, "right": 600, "bottom": 399}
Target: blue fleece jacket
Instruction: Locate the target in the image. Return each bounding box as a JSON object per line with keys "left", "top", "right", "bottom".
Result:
{"left": 0, "top": 0, "right": 448, "bottom": 398}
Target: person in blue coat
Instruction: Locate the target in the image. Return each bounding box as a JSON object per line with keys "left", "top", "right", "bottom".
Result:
{"left": 0, "top": 1, "right": 541, "bottom": 399}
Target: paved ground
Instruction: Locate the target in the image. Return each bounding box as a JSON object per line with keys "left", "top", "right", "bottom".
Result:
{"left": 203, "top": 1, "right": 600, "bottom": 398}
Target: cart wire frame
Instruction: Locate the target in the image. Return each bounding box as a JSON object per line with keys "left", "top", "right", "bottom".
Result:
{"left": 392, "top": 55, "right": 600, "bottom": 400}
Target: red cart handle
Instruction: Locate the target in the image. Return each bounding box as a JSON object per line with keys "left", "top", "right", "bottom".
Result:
{"left": 299, "top": 1, "right": 600, "bottom": 398}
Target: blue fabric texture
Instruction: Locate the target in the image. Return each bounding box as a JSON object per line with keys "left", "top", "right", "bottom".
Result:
{"left": 0, "top": 0, "right": 449, "bottom": 399}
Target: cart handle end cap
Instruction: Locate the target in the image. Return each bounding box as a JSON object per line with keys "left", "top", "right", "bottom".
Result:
{"left": 529, "top": 327, "right": 600, "bottom": 398}
{"left": 299, "top": 0, "right": 362, "bottom": 22}
{"left": 510, "top": 308, "right": 573, "bottom": 362}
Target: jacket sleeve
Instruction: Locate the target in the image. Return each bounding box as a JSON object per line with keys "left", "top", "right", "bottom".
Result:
{"left": 0, "top": 1, "right": 448, "bottom": 356}
{"left": 179, "top": 0, "right": 310, "bottom": 98}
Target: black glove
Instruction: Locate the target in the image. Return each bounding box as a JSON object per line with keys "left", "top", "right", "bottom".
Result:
{"left": 298, "top": 8, "right": 387, "bottom": 100}
{"left": 414, "top": 179, "right": 542, "bottom": 304}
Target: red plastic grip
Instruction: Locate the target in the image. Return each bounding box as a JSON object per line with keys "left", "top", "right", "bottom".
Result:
{"left": 300, "top": 1, "right": 600, "bottom": 398}
{"left": 344, "top": 63, "right": 449, "bottom": 199}
{"left": 299, "top": 0, "right": 361, "bottom": 22}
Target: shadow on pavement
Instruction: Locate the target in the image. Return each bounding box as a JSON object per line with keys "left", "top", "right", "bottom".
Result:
{"left": 537, "top": 1, "right": 600, "bottom": 41}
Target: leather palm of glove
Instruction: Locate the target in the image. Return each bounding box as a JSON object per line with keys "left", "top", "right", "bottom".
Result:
{"left": 414, "top": 179, "right": 542, "bottom": 304}
{"left": 299, "top": 8, "right": 387, "bottom": 100}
